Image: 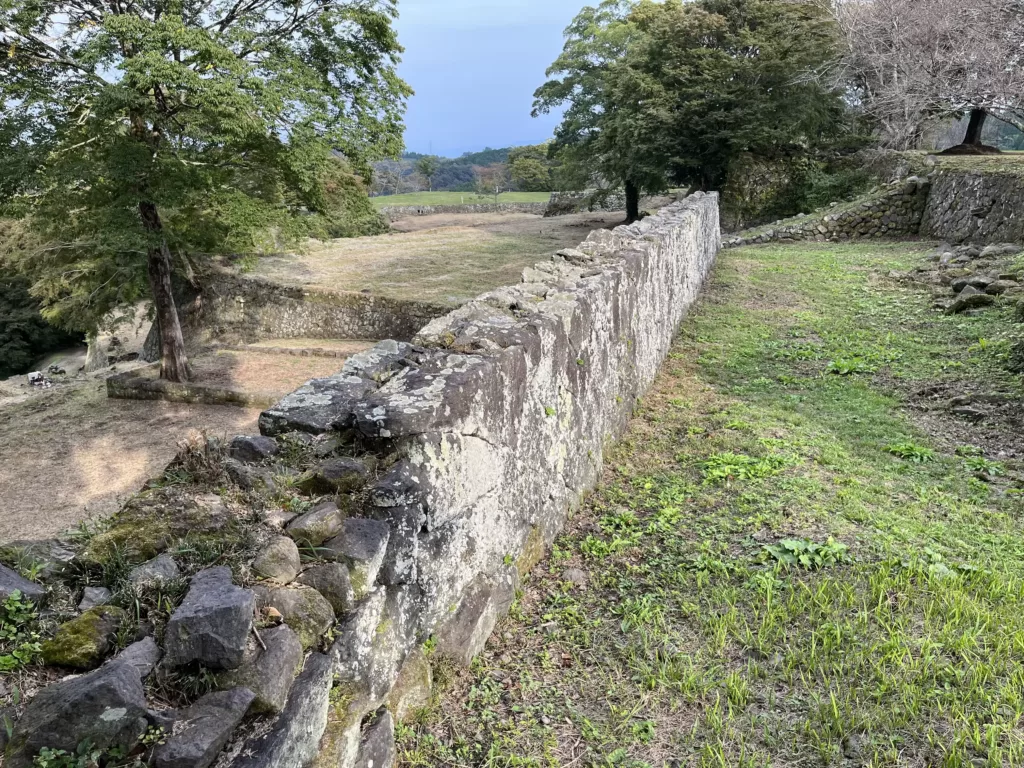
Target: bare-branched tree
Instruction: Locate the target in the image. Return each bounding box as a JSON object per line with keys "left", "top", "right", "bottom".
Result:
{"left": 833, "top": 0, "right": 1024, "bottom": 150}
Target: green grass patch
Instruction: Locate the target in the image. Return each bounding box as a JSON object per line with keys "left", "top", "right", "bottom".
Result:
{"left": 371, "top": 191, "right": 552, "bottom": 208}
{"left": 398, "top": 241, "right": 1024, "bottom": 768}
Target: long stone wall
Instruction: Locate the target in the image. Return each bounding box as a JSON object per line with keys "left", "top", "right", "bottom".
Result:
{"left": 2, "top": 194, "right": 719, "bottom": 768}
{"left": 378, "top": 202, "right": 549, "bottom": 221}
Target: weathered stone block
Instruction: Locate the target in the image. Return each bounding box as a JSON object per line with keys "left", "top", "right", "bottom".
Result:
{"left": 321, "top": 518, "right": 391, "bottom": 597}
{"left": 255, "top": 585, "right": 335, "bottom": 649}
{"left": 218, "top": 624, "right": 303, "bottom": 714}
{"left": 153, "top": 687, "right": 255, "bottom": 768}
{"left": 296, "top": 563, "right": 355, "bottom": 617}
{"left": 164, "top": 567, "right": 255, "bottom": 670}
{"left": 286, "top": 501, "right": 344, "bottom": 548}
{"left": 252, "top": 536, "right": 301, "bottom": 584}
{"left": 229, "top": 435, "right": 280, "bottom": 464}
{"left": 41, "top": 606, "right": 126, "bottom": 669}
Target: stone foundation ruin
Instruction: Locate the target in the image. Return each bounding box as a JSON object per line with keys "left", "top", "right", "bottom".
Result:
{"left": 2, "top": 194, "right": 720, "bottom": 768}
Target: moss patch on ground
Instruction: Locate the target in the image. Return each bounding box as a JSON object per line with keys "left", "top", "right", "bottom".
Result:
{"left": 397, "top": 241, "right": 1024, "bottom": 767}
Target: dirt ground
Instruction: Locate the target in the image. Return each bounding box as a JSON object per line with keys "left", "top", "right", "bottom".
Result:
{"left": 251, "top": 210, "right": 630, "bottom": 305}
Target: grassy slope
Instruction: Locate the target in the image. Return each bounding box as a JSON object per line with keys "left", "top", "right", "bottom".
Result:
{"left": 372, "top": 192, "right": 552, "bottom": 208}
{"left": 398, "top": 242, "right": 1024, "bottom": 767}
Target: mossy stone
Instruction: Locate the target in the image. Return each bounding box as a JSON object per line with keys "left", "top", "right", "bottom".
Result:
{"left": 41, "top": 606, "right": 126, "bottom": 669}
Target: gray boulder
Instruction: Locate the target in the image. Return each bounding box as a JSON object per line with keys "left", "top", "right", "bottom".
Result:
{"left": 5, "top": 657, "right": 149, "bottom": 767}
{"left": 153, "top": 688, "right": 255, "bottom": 768}
{"left": 946, "top": 286, "right": 996, "bottom": 314}
{"left": 354, "top": 711, "right": 396, "bottom": 768}
{"left": 321, "top": 518, "right": 390, "bottom": 598}
{"left": 79, "top": 586, "right": 113, "bottom": 611}
{"left": 0, "top": 540, "right": 75, "bottom": 580}
{"left": 259, "top": 375, "right": 376, "bottom": 436}
{"left": 437, "top": 570, "right": 517, "bottom": 666}
{"left": 296, "top": 563, "right": 355, "bottom": 617}
{"left": 116, "top": 636, "right": 162, "bottom": 679}
{"left": 254, "top": 585, "right": 334, "bottom": 649}
{"left": 218, "top": 624, "right": 303, "bottom": 714}
{"left": 41, "top": 605, "right": 126, "bottom": 669}
{"left": 129, "top": 553, "right": 181, "bottom": 588}
{"left": 286, "top": 501, "right": 344, "bottom": 548}
{"left": 296, "top": 457, "right": 372, "bottom": 495}
{"left": 252, "top": 536, "right": 301, "bottom": 584}
{"left": 228, "top": 435, "right": 280, "bottom": 464}
{"left": 0, "top": 563, "right": 45, "bottom": 602}
{"left": 951, "top": 275, "right": 993, "bottom": 293}
{"left": 986, "top": 279, "right": 1019, "bottom": 295}
{"left": 230, "top": 653, "right": 334, "bottom": 768}
{"left": 164, "top": 567, "right": 255, "bottom": 670}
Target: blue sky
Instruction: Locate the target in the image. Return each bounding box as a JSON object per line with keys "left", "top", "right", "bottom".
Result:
{"left": 394, "top": 0, "right": 585, "bottom": 157}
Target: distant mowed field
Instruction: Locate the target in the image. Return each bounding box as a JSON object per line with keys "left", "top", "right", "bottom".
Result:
{"left": 371, "top": 191, "right": 552, "bottom": 208}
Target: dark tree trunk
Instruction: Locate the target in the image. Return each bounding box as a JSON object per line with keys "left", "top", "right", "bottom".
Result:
{"left": 139, "top": 201, "right": 190, "bottom": 382}
{"left": 625, "top": 180, "right": 640, "bottom": 224}
{"left": 964, "top": 108, "right": 988, "bottom": 145}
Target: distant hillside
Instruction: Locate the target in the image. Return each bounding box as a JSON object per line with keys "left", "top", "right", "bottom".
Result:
{"left": 374, "top": 146, "right": 540, "bottom": 196}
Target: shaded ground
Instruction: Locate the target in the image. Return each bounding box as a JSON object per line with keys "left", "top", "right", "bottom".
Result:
{"left": 251, "top": 211, "right": 628, "bottom": 306}
{"left": 372, "top": 191, "right": 552, "bottom": 208}
{"left": 0, "top": 380, "right": 259, "bottom": 542}
{"left": 398, "top": 241, "right": 1024, "bottom": 767}
{"left": 0, "top": 346, "right": 360, "bottom": 541}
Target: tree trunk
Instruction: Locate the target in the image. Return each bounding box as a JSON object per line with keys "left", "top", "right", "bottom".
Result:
{"left": 139, "top": 201, "right": 190, "bottom": 382}
{"left": 625, "top": 180, "right": 640, "bottom": 224}
{"left": 964, "top": 108, "right": 988, "bottom": 145}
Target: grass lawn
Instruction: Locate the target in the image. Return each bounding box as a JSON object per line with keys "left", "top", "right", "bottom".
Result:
{"left": 398, "top": 241, "right": 1024, "bottom": 767}
{"left": 372, "top": 192, "right": 552, "bottom": 208}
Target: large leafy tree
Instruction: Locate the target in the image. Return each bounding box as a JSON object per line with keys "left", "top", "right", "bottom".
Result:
{"left": 609, "top": 0, "right": 851, "bottom": 191}
{"left": 536, "top": 0, "right": 851, "bottom": 219}
{"left": 1, "top": 0, "right": 410, "bottom": 380}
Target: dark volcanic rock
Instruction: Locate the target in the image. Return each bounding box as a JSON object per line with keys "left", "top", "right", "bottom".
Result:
{"left": 296, "top": 563, "right": 355, "bottom": 617}
{"left": 79, "top": 586, "right": 113, "bottom": 611}
{"left": 6, "top": 658, "right": 149, "bottom": 767}
{"left": 230, "top": 653, "right": 334, "bottom": 768}
{"left": 164, "top": 567, "right": 255, "bottom": 670}
{"left": 946, "top": 286, "right": 996, "bottom": 314}
{"left": 296, "top": 457, "right": 372, "bottom": 495}
{"left": 153, "top": 688, "right": 255, "bottom": 768}
{"left": 321, "top": 518, "right": 391, "bottom": 597}
{"left": 0, "top": 539, "right": 75, "bottom": 580}
{"left": 354, "top": 710, "right": 396, "bottom": 768}
{"left": 218, "top": 624, "right": 303, "bottom": 714}
{"left": 259, "top": 376, "right": 377, "bottom": 437}
{"left": 116, "top": 636, "right": 162, "bottom": 679}
{"left": 128, "top": 553, "right": 181, "bottom": 587}
{"left": 0, "top": 564, "right": 45, "bottom": 602}
{"left": 228, "top": 435, "right": 280, "bottom": 464}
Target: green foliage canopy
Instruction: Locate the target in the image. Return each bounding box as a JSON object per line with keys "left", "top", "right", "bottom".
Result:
{"left": 0, "top": 0, "right": 410, "bottom": 335}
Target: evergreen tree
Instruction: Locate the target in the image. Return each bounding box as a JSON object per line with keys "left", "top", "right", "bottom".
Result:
{"left": 1, "top": 0, "right": 410, "bottom": 380}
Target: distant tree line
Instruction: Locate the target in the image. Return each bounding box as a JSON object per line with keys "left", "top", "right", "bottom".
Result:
{"left": 371, "top": 144, "right": 561, "bottom": 196}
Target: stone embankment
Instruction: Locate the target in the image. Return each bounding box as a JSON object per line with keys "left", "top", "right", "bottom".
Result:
{"left": 378, "top": 202, "right": 549, "bottom": 221}
{"left": 724, "top": 168, "right": 1024, "bottom": 248}
{"left": 2, "top": 194, "right": 721, "bottom": 768}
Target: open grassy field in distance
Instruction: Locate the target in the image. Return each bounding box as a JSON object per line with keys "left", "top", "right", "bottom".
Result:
{"left": 398, "top": 240, "right": 1024, "bottom": 768}
{"left": 371, "top": 191, "right": 553, "bottom": 208}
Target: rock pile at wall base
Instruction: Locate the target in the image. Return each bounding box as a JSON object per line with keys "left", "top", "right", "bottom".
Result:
{"left": 2, "top": 194, "right": 720, "bottom": 768}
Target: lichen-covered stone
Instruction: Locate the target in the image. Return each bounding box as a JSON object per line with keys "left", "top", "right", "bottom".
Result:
{"left": 252, "top": 536, "right": 301, "bottom": 584}
{"left": 320, "top": 518, "right": 390, "bottom": 598}
{"left": 255, "top": 585, "right": 335, "bottom": 649}
{"left": 230, "top": 653, "right": 335, "bottom": 768}
{"left": 296, "top": 563, "right": 355, "bottom": 617}
{"left": 286, "top": 501, "right": 344, "bottom": 548}
{"left": 128, "top": 553, "right": 181, "bottom": 588}
{"left": 164, "top": 567, "right": 255, "bottom": 670}
{"left": 353, "top": 710, "right": 395, "bottom": 768}
{"left": 296, "top": 457, "right": 373, "bottom": 495}
{"left": 436, "top": 570, "right": 517, "bottom": 666}
{"left": 258, "top": 375, "right": 377, "bottom": 437}
{"left": 218, "top": 624, "right": 303, "bottom": 714}
{"left": 5, "top": 657, "right": 149, "bottom": 768}
{"left": 153, "top": 687, "right": 255, "bottom": 768}
{"left": 41, "top": 606, "right": 126, "bottom": 669}
{"left": 386, "top": 648, "right": 432, "bottom": 723}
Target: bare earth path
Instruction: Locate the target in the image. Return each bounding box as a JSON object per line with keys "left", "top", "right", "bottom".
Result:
{"left": 399, "top": 241, "right": 1024, "bottom": 767}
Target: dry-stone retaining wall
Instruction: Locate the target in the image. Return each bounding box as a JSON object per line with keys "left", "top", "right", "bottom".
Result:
{"left": 725, "top": 168, "right": 1024, "bottom": 249}
{"left": 921, "top": 171, "right": 1024, "bottom": 244}
{"left": 378, "top": 202, "right": 549, "bottom": 221}
{"left": 2, "top": 194, "right": 719, "bottom": 768}
{"left": 723, "top": 176, "right": 931, "bottom": 247}
{"left": 193, "top": 274, "right": 449, "bottom": 344}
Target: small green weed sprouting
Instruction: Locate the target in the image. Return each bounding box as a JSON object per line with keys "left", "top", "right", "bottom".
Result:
{"left": 32, "top": 743, "right": 103, "bottom": 768}
{"left": 963, "top": 456, "right": 1006, "bottom": 476}
{"left": 0, "top": 590, "right": 42, "bottom": 672}
{"left": 544, "top": 406, "right": 557, "bottom": 417}
{"left": 764, "top": 538, "right": 849, "bottom": 570}
{"left": 885, "top": 441, "right": 936, "bottom": 463}
{"left": 701, "top": 452, "right": 793, "bottom": 484}
{"left": 826, "top": 357, "right": 876, "bottom": 375}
